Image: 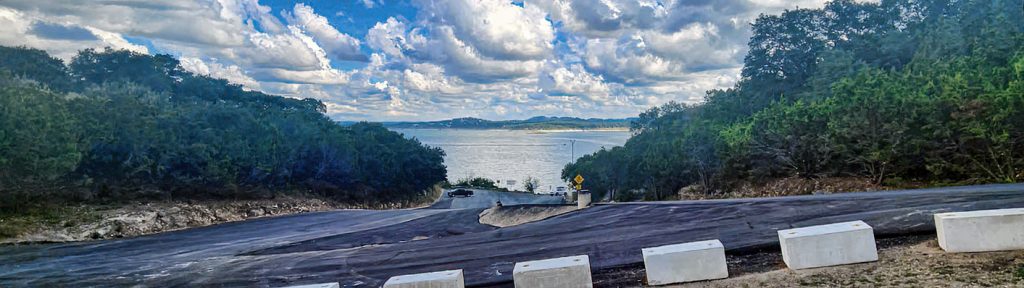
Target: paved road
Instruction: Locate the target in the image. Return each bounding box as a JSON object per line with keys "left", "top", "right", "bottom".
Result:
{"left": 2, "top": 184, "right": 1024, "bottom": 287}
{"left": 428, "top": 189, "right": 566, "bottom": 209}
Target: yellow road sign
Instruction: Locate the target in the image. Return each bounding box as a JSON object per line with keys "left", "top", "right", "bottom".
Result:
{"left": 574, "top": 184, "right": 582, "bottom": 190}
{"left": 574, "top": 174, "right": 584, "bottom": 184}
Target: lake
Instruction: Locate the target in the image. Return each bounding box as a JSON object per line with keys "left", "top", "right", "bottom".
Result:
{"left": 393, "top": 129, "right": 631, "bottom": 193}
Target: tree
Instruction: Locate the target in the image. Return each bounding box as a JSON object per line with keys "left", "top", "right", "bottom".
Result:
{"left": 565, "top": 0, "right": 1024, "bottom": 201}
{"left": 523, "top": 176, "right": 540, "bottom": 193}
{"left": 0, "top": 46, "right": 448, "bottom": 206}
{"left": 0, "top": 74, "right": 80, "bottom": 187}
{"left": 826, "top": 69, "right": 928, "bottom": 184}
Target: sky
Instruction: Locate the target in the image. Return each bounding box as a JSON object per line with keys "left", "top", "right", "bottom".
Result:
{"left": 0, "top": 0, "right": 840, "bottom": 121}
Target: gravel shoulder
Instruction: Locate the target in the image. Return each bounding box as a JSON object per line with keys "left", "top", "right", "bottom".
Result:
{"left": 592, "top": 234, "right": 1024, "bottom": 287}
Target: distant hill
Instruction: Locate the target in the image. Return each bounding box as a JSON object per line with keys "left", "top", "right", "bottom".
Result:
{"left": 380, "top": 116, "right": 636, "bottom": 130}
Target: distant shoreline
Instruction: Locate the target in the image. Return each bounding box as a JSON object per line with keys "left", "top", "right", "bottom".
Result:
{"left": 373, "top": 116, "right": 636, "bottom": 131}
{"left": 389, "top": 127, "right": 631, "bottom": 132}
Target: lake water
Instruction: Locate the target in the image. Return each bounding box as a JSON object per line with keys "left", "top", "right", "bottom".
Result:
{"left": 393, "top": 129, "right": 631, "bottom": 193}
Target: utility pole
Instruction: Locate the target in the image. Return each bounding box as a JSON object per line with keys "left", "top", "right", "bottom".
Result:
{"left": 569, "top": 139, "right": 576, "bottom": 164}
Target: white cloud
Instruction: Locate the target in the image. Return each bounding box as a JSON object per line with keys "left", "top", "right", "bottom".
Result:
{"left": 583, "top": 35, "right": 690, "bottom": 84}
{"left": 422, "top": 26, "right": 545, "bottom": 82}
{"left": 537, "top": 0, "right": 667, "bottom": 38}
{"left": 241, "top": 26, "right": 328, "bottom": 71}
{"left": 252, "top": 67, "right": 350, "bottom": 85}
{"left": 366, "top": 17, "right": 412, "bottom": 60}
{"left": 418, "top": 0, "right": 555, "bottom": 61}
{"left": 0, "top": 7, "right": 148, "bottom": 60}
{"left": 0, "top": 0, "right": 841, "bottom": 121}
{"left": 1, "top": 0, "right": 250, "bottom": 46}
{"left": 538, "top": 62, "right": 611, "bottom": 101}
{"left": 179, "top": 57, "right": 261, "bottom": 90}
{"left": 402, "top": 63, "right": 461, "bottom": 94}
{"left": 285, "top": 3, "right": 366, "bottom": 62}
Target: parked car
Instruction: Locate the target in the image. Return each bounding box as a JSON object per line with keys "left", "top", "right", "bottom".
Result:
{"left": 448, "top": 188, "right": 474, "bottom": 197}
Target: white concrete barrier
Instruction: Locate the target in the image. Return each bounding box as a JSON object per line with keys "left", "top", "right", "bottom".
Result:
{"left": 577, "top": 191, "right": 592, "bottom": 209}
{"left": 383, "top": 269, "right": 464, "bottom": 288}
{"left": 279, "top": 283, "right": 340, "bottom": 288}
{"left": 642, "top": 239, "right": 728, "bottom": 285}
{"left": 778, "top": 220, "right": 878, "bottom": 270}
{"left": 513, "top": 255, "right": 592, "bottom": 288}
{"left": 934, "top": 208, "right": 1024, "bottom": 252}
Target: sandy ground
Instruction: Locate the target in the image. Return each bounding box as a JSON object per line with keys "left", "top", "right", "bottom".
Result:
{"left": 592, "top": 235, "right": 1024, "bottom": 287}
{"left": 478, "top": 205, "right": 579, "bottom": 227}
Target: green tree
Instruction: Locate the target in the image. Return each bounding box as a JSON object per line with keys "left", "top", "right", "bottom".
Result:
{"left": 0, "top": 46, "right": 448, "bottom": 206}
{"left": 523, "top": 176, "right": 540, "bottom": 193}
{"left": 0, "top": 74, "right": 80, "bottom": 187}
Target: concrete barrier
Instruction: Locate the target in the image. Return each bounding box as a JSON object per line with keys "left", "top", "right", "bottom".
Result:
{"left": 513, "top": 255, "right": 592, "bottom": 288}
{"left": 778, "top": 220, "right": 878, "bottom": 270}
{"left": 383, "top": 269, "right": 464, "bottom": 288}
{"left": 279, "top": 283, "right": 339, "bottom": 288}
{"left": 642, "top": 239, "right": 728, "bottom": 285}
{"left": 935, "top": 208, "right": 1024, "bottom": 252}
{"left": 577, "top": 191, "right": 592, "bottom": 209}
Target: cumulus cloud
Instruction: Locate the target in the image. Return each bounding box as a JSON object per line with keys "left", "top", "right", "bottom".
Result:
{"left": 0, "top": 0, "right": 250, "bottom": 46}
{"left": 241, "top": 26, "right": 329, "bottom": 71}
{"left": 360, "top": 1, "right": 557, "bottom": 83}
{"left": 417, "top": 0, "right": 555, "bottom": 61}
{"left": 179, "top": 57, "right": 262, "bottom": 90}
{"left": 401, "top": 63, "right": 461, "bottom": 94}
{"left": 538, "top": 0, "right": 668, "bottom": 37}
{"left": 285, "top": 4, "right": 367, "bottom": 62}
{"left": 0, "top": 0, "right": 357, "bottom": 86}
{"left": 422, "top": 26, "right": 545, "bottom": 82}
{"left": 0, "top": 7, "right": 147, "bottom": 60}
{"left": 366, "top": 17, "right": 414, "bottom": 60}
{"left": 538, "top": 62, "right": 611, "bottom": 101}
{"left": 0, "top": 0, "right": 837, "bottom": 121}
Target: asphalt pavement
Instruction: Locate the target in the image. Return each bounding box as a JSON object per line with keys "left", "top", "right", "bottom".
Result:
{"left": 429, "top": 189, "right": 567, "bottom": 209}
{"left": 2, "top": 185, "right": 1024, "bottom": 287}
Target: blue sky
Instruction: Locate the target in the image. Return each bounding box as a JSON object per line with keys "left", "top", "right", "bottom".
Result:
{"left": 0, "top": 0, "right": 842, "bottom": 121}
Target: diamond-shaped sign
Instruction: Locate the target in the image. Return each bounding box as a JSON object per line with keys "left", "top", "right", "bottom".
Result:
{"left": 574, "top": 174, "right": 584, "bottom": 184}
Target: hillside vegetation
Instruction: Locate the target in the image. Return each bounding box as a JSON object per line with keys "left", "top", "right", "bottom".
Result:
{"left": 564, "top": 0, "right": 1024, "bottom": 201}
{"left": 0, "top": 47, "right": 447, "bottom": 213}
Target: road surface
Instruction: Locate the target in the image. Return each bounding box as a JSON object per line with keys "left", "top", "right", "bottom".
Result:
{"left": 2, "top": 185, "right": 1024, "bottom": 287}
{"left": 429, "top": 188, "right": 567, "bottom": 209}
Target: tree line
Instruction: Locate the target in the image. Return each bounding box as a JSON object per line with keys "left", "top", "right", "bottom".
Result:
{"left": 0, "top": 47, "right": 447, "bottom": 210}
{"left": 564, "top": 0, "right": 1024, "bottom": 201}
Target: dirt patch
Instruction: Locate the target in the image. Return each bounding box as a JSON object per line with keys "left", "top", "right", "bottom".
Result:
{"left": 478, "top": 205, "right": 578, "bottom": 227}
{"left": 677, "top": 177, "right": 891, "bottom": 200}
{"left": 1, "top": 195, "right": 347, "bottom": 244}
{"left": 2, "top": 186, "right": 444, "bottom": 244}
{"left": 592, "top": 235, "right": 1024, "bottom": 287}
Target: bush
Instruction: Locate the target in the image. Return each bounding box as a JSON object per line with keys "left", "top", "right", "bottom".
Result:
{"left": 450, "top": 177, "right": 500, "bottom": 190}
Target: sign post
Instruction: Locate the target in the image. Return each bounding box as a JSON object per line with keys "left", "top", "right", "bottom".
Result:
{"left": 573, "top": 174, "right": 590, "bottom": 208}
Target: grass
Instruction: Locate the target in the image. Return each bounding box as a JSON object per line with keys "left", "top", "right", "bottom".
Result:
{"left": 0, "top": 203, "right": 101, "bottom": 240}
{"left": 0, "top": 218, "right": 30, "bottom": 238}
{"left": 1015, "top": 266, "right": 1024, "bottom": 280}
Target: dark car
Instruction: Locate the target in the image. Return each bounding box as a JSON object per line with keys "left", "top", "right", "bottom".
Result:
{"left": 447, "top": 188, "right": 474, "bottom": 197}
